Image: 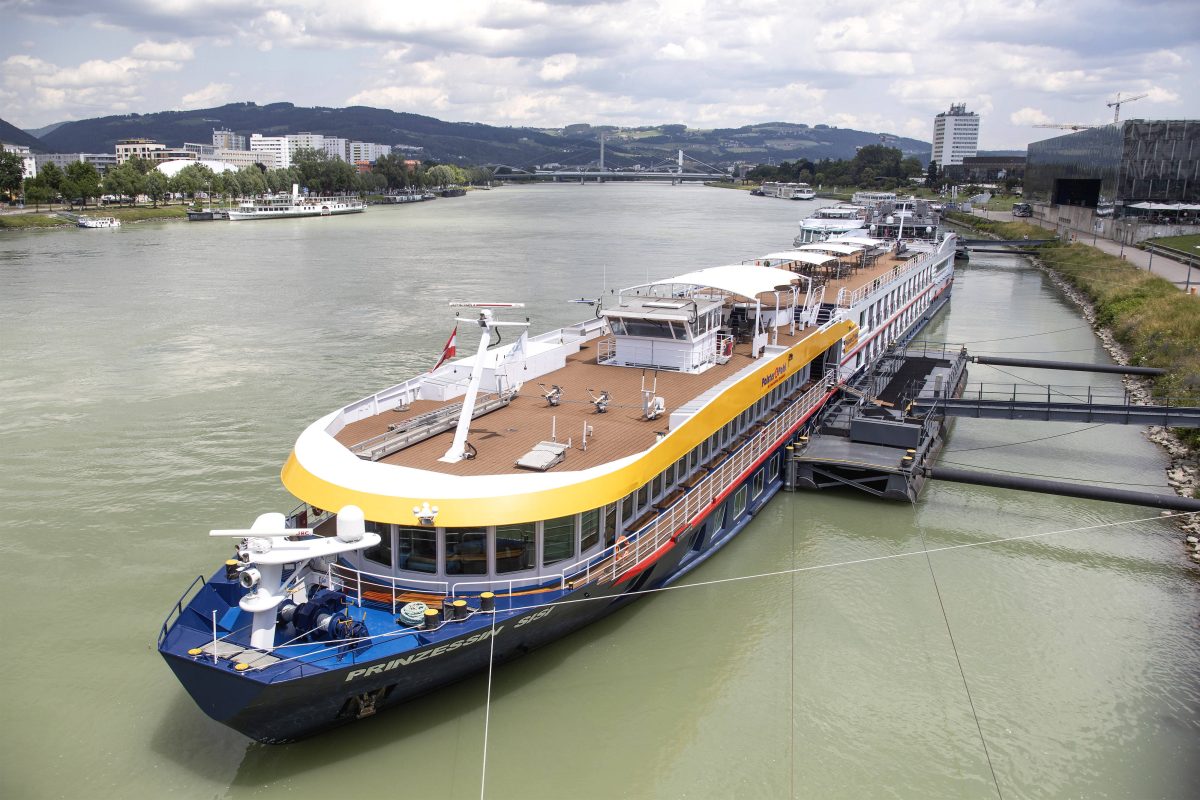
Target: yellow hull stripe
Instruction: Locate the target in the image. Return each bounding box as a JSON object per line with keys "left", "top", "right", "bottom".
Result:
{"left": 281, "top": 320, "right": 854, "bottom": 526}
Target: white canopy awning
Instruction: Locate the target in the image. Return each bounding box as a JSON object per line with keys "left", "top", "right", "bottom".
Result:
{"left": 796, "top": 243, "right": 864, "bottom": 255}
{"left": 1129, "top": 201, "right": 1200, "bottom": 211}
{"left": 758, "top": 251, "right": 838, "bottom": 267}
{"left": 644, "top": 265, "right": 800, "bottom": 299}
{"left": 826, "top": 236, "right": 887, "bottom": 248}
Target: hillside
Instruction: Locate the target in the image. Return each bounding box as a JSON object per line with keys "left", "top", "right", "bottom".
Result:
{"left": 0, "top": 116, "right": 48, "bottom": 152}
{"left": 36, "top": 102, "right": 931, "bottom": 167}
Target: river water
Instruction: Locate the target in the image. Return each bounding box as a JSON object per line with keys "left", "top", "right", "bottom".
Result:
{"left": 2, "top": 184, "right": 1197, "bottom": 799}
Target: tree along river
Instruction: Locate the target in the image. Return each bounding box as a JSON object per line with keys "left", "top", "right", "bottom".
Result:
{"left": 1, "top": 183, "right": 1197, "bottom": 799}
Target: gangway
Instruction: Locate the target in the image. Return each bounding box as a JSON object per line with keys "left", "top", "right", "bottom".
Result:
{"left": 909, "top": 384, "right": 1200, "bottom": 427}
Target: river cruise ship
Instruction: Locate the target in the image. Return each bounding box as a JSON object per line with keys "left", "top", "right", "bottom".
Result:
{"left": 228, "top": 184, "right": 365, "bottom": 221}
{"left": 158, "top": 232, "right": 957, "bottom": 742}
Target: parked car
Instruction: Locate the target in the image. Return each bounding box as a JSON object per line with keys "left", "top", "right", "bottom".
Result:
{"left": 1012, "top": 203, "right": 1033, "bottom": 217}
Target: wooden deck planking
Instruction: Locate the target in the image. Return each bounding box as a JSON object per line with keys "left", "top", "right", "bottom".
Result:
{"left": 329, "top": 252, "right": 913, "bottom": 478}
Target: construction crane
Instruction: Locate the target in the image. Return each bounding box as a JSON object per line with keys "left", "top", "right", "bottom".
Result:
{"left": 1032, "top": 124, "right": 1097, "bottom": 131}
{"left": 1107, "top": 92, "right": 1148, "bottom": 123}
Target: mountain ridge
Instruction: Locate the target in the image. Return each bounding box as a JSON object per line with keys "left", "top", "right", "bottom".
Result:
{"left": 35, "top": 102, "right": 936, "bottom": 167}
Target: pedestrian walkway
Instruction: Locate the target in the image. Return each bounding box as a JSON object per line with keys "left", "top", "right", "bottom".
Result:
{"left": 971, "top": 209, "right": 1199, "bottom": 293}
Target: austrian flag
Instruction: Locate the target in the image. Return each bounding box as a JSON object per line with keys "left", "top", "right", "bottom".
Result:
{"left": 432, "top": 325, "right": 457, "bottom": 371}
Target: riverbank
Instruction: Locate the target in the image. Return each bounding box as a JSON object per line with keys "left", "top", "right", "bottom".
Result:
{"left": 0, "top": 205, "right": 188, "bottom": 229}
{"left": 947, "top": 211, "right": 1200, "bottom": 534}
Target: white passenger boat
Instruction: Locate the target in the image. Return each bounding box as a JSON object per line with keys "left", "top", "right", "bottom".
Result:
{"left": 227, "top": 184, "right": 365, "bottom": 221}
{"left": 757, "top": 182, "right": 817, "bottom": 200}
{"left": 158, "top": 228, "right": 957, "bottom": 743}
{"left": 77, "top": 215, "right": 120, "bottom": 228}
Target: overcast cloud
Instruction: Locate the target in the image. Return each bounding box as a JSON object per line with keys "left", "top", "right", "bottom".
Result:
{"left": 2, "top": 0, "right": 1196, "bottom": 149}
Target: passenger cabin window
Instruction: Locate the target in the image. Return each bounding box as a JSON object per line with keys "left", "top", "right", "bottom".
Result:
{"left": 396, "top": 526, "right": 436, "bottom": 573}
{"left": 731, "top": 486, "right": 748, "bottom": 519}
{"left": 444, "top": 528, "right": 487, "bottom": 575}
{"left": 752, "top": 469, "right": 765, "bottom": 498}
{"left": 603, "top": 504, "right": 618, "bottom": 547}
{"left": 495, "top": 522, "right": 535, "bottom": 573}
{"left": 543, "top": 515, "right": 576, "bottom": 566}
{"left": 581, "top": 509, "right": 601, "bottom": 552}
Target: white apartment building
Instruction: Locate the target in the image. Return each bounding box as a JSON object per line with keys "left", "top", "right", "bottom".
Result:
{"left": 250, "top": 134, "right": 290, "bottom": 169}
{"left": 212, "top": 128, "right": 247, "bottom": 151}
{"left": 349, "top": 141, "right": 392, "bottom": 163}
{"left": 116, "top": 138, "right": 167, "bottom": 164}
{"left": 931, "top": 103, "right": 980, "bottom": 166}
{"left": 183, "top": 143, "right": 263, "bottom": 169}
{"left": 2, "top": 143, "right": 37, "bottom": 179}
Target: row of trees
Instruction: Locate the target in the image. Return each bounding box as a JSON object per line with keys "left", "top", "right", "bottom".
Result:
{"left": 8, "top": 149, "right": 498, "bottom": 210}
{"left": 748, "top": 146, "right": 925, "bottom": 191}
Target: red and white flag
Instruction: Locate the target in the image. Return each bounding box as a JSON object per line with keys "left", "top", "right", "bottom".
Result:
{"left": 432, "top": 325, "right": 457, "bottom": 371}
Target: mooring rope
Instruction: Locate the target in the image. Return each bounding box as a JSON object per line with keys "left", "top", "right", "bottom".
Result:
{"left": 917, "top": 522, "right": 1005, "bottom": 800}
{"left": 479, "top": 608, "right": 499, "bottom": 800}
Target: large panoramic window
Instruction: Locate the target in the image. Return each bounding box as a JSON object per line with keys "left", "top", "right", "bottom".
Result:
{"left": 444, "top": 528, "right": 488, "bottom": 575}
{"left": 396, "top": 526, "right": 436, "bottom": 574}
{"left": 621, "top": 319, "right": 677, "bottom": 339}
{"left": 580, "top": 508, "right": 601, "bottom": 552}
{"left": 543, "top": 515, "right": 576, "bottom": 566}
{"left": 495, "top": 522, "right": 535, "bottom": 573}
{"left": 364, "top": 522, "right": 392, "bottom": 568}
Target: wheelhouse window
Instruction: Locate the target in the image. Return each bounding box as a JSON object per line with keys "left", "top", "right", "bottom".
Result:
{"left": 444, "top": 528, "right": 487, "bottom": 575}
{"left": 495, "top": 522, "right": 535, "bottom": 573}
{"left": 364, "top": 522, "right": 392, "bottom": 568}
{"left": 543, "top": 515, "right": 576, "bottom": 566}
{"left": 396, "top": 526, "right": 436, "bottom": 573}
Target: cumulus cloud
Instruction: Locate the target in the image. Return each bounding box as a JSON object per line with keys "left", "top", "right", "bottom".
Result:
{"left": 181, "top": 82, "right": 233, "bottom": 108}
{"left": 1010, "top": 107, "right": 1051, "bottom": 126}
{"left": 2, "top": 0, "right": 1198, "bottom": 147}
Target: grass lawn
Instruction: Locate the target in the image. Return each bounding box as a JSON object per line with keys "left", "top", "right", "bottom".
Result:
{"left": 1147, "top": 233, "right": 1200, "bottom": 258}
{"left": 0, "top": 213, "right": 71, "bottom": 229}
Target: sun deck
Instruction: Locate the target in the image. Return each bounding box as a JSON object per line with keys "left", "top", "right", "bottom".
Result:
{"left": 332, "top": 251, "right": 917, "bottom": 478}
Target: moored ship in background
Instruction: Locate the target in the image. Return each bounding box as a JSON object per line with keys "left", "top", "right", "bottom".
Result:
{"left": 227, "top": 184, "right": 365, "bottom": 221}
{"left": 158, "top": 224, "right": 956, "bottom": 743}
{"left": 755, "top": 181, "right": 817, "bottom": 200}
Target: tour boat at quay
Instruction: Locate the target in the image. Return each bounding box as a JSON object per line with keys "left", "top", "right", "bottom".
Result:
{"left": 756, "top": 181, "right": 816, "bottom": 200}
{"left": 227, "top": 184, "right": 365, "bottom": 221}
{"left": 76, "top": 215, "right": 120, "bottom": 228}
{"left": 158, "top": 230, "right": 957, "bottom": 742}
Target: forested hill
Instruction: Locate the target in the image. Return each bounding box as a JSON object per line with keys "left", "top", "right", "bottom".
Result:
{"left": 0, "top": 116, "right": 47, "bottom": 151}
{"left": 36, "top": 102, "right": 931, "bottom": 167}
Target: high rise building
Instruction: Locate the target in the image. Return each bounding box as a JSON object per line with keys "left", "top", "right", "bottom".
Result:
{"left": 931, "top": 103, "right": 979, "bottom": 166}
{"left": 212, "top": 128, "right": 247, "bottom": 151}
{"left": 250, "top": 134, "right": 290, "bottom": 169}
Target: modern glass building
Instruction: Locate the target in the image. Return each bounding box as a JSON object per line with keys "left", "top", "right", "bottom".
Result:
{"left": 1025, "top": 120, "right": 1199, "bottom": 213}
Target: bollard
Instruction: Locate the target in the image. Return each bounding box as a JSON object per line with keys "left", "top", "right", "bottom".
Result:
{"left": 480, "top": 592, "right": 495, "bottom": 612}
{"left": 451, "top": 598, "right": 468, "bottom": 620}
{"left": 423, "top": 607, "right": 441, "bottom": 629}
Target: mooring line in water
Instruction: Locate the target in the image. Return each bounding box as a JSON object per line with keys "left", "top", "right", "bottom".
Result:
{"left": 479, "top": 609, "right": 498, "bottom": 800}
{"left": 536, "top": 510, "right": 1196, "bottom": 613}
{"left": 918, "top": 524, "right": 1005, "bottom": 800}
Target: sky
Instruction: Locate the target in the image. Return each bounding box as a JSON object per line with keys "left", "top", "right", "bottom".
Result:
{"left": 1, "top": 0, "right": 1197, "bottom": 150}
